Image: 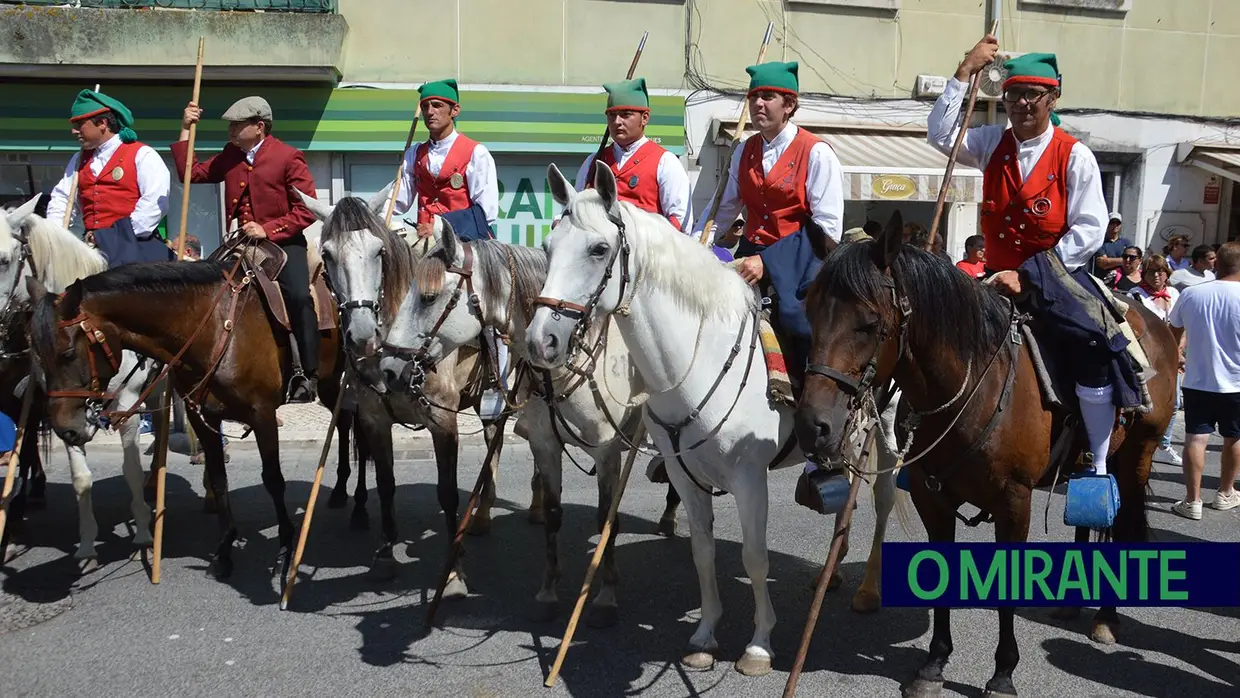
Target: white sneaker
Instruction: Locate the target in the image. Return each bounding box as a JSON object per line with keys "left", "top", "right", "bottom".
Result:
{"left": 1210, "top": 489, "right": 1240, "bottom": 511}
{"left": 1171, "top": 499, "right": 1202, "bottom": 520}
{"left": 1157, "top": 446, "right": 1182, "bottom": 466}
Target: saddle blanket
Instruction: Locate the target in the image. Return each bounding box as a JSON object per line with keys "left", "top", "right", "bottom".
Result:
{"left": 760, "top": 312, "right": 796, "bottom": 408}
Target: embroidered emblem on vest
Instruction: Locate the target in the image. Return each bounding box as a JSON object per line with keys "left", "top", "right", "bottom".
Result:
{"left": 1031, "top": 197, "right": 1052, "bottom": 216}
{"left": 111, "top": 166, "right": 124, "bottom": 181}
{"left": 449, "top": 172, "right": 465, "bottom": 189}
{"left": 628, "top": 175, "right": 639, "bottom": 188}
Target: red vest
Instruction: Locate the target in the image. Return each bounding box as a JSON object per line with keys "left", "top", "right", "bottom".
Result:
{"left": 77, "top": 141, "right": 144, "bottom": 232}
{"left": 738, "top": 126, "right": 820, "bottom": 246}
{"left": 414, "top": 134, "right": 478, "bottom": 224}
{"left": 592, "top": 140, "right": 679, "bottom": 229}
{"left": 980, "top": 128, "right": 1078, "bottom": 271}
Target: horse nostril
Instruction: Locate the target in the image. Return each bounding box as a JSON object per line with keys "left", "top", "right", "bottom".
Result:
{"left": 546, "top": 334, "right": 559, "bottom": 350}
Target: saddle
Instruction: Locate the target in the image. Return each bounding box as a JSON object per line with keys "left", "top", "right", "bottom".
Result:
{"left": 210, "top": 237, "right": 336, "bottom": 334}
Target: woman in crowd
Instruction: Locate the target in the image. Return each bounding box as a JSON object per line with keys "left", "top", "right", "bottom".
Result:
{"left": 1129, "top": 254, "right": 1183, "bottom": 464}
{"left": 1163, "top": 235, "right": 1192, "bottom": 272}
{"left": 1112, "top": 245, "right": 1143, "bottom": 292}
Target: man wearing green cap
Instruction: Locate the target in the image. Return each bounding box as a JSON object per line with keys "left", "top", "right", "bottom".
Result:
{"left": 388, "top": 79, "right": 498, "bottom": 242}
{"left": 575, "top": 77, "right": 691, "bottom": 231}
{"left": 46, "top": 89, "right": 172, "bottom": 267}
{"left": 929, "top": 36, "right": 1132, "bottom": 486}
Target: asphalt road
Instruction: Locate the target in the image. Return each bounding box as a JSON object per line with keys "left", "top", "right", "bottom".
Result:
{"left": 1, "top": 422, "right": 1237, "bottom": 698}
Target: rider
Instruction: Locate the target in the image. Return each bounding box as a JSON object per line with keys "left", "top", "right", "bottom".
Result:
{"left": 575, "top": 77, "right": 692, "bottom": 232}
{"left": 929, "top": 38, "right": 1133, "bottom": 478}
{"left": 173, "top": 96, "right": 322, "bottom": 403}
{"left": 387, "top": 79, "right": 507, "bottom": 414}
{"left": 46, "top": 90, "right": 173, "bottom": 267}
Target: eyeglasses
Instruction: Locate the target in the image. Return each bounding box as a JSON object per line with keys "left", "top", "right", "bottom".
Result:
{"left": 1123, "top": 255, "right": 1141, "bottom": 261}
{"left": 1002, "top": 88, "right": 1054, "bottom": 105}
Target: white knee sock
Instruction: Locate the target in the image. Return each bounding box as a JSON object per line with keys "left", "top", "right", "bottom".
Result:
{"left": 489, "top": 329, "right": 509, "bottom": 390}
{"left": 1076, "top": 383, "right": 1116, "bottom": 476}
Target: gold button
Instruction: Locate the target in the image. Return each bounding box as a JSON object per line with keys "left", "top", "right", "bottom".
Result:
{"left": 239, "top": 182, "right": 246, "bottom": 188}
{"left": 232, "top": 198, "right": 238, "bottom": 203}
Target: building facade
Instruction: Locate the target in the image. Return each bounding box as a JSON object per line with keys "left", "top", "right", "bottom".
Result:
{"left": 1, "top": 0, "right": 1237, "bottom": 258}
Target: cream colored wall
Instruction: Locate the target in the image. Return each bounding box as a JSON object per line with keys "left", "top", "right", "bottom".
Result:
{"left": 339, "top": 0, "right": 1238, "bottom": 118}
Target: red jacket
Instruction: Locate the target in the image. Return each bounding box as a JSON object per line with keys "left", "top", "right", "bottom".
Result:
{"left": 170, "top": 136, "right": 317, "bottom": 244}
{"left": 980, "top": 128, "right": 1077, "bottom": 271}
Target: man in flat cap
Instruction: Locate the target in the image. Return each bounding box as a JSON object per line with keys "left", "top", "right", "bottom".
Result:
{"left": 174, "top": 96, "right": 322, "bottom": 403}
{"left": 575, "top": 77, "right": 691, "bottom": 232}
{"left": 46, "top": 89, "right": 172, "bottom": 267}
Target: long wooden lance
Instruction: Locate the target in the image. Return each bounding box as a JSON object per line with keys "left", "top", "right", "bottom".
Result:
{"left": 594, "top": 31, "right": 649, "bottom": 161}
{"left": 696, "top": 22, "right": 775, "bottom": 246}
{"left": 927, "top": 21, "right": 1000, "bottom": 249}
{"left": 384, "top": 116, "right": 420, "bottom": 230}
{"left": 151, "top": 36, "right": 205, "bottom": 585}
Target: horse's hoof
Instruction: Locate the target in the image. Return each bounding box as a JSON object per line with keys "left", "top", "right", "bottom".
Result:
{"left": 207, "top": 557, "right": 234, "bottom": 580}
{"left": 734, "top": 651, "right": 773, "bottom": 677}
{"left": 656, "top": 517, "right": 676, "bottom": 538}
{"left": 850, "top": 588, "right": 882, "bottom": 614}
{"left": 271, "top": 549, "right": 292, "bottom": 580}
{"left": 368, "top": 555, "right": 398, "bottom": 582}
{"left": 349, "top": 509, "right": 370, "bottom": 531}
{"left": 681, "top": 650, "right": 716, "bottom": 671}
{"left": 76, "top": 557, "right": 99, "bottom": 575}
{"left": 527, "top": 507, "right": 545, "bottom": 525}
{"left": 902, "top": 678, "right": 944, "bottom": 698}
{"left": 326, "top": 489, "right": 348, "bottom": 509}
{"left": 1049, "top": 606, "right": 1082, "bottom": 621}
{"left": 444, "top": 575, "right": 469, "bottom": 600}
{"left": 585, "top": 603, "right": 619, "bottom": 629}
{"left": 73, "top": 545, "right": 97, "bottom": 561}
{"left": 133, "top": 529, "right": 154, "bottom": 547}
{"left": 983, "top": 675, "right": 1018, "bottom": 697}
{"left": 467, "top": 515, "right": 492, "bottom": 537}
{"left": 530, "top": 601, "right": 558, "bottom": 623}
{"left": 1090, "top": 620, "right": 1117, "bottom": 645}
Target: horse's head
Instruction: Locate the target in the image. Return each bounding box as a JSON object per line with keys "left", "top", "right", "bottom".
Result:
{"left": 0, "top": 196, "right": 40, "bottom": 311}
{"left": 795, "top": 211, "right": 907, "bottom": 462}
{"left": 27, "top": 276, "right": 118, "bottom": 446}
{"left": 526, "top": 161, "right": 633, "bottom": 369}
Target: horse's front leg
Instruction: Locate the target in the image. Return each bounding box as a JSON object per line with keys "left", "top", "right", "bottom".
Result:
{"left": 904, "top": 478, "right": 957, "bottom": 698}
{"left": 186, "top": 411, "right": 237, "bottom": 579}
{"left": 117, "top": 409, "right": 153, "bottom": 548}
{"left": 251, "top": 412, "right": 294, "bottom": 581}
{"left": 1050, "top": 526, "right": 1090, "bottom": 623}
{"left": 430, "top": 409, "right": 468, "bottom": 598}
{"left": 586, "top": 441, "right": 625, "bottom": 629}
{"left": 328, "top": 408, "right": 352, "bottom": 510}
{"left": 853, "top": 395, "right": 903, "bottom": 612}
{"left": 984, "top": 484, "right": 1031, "bottom": 698}
{"left": 469, "top": 418, "right": 505, "bottom": 536}
{"left": 64, "top": 443, "right": 99, "bottom": 563}
{"left": 356, "top": 408, "right": 395, "bottom": 579}
{"left": 528, "top": 420, "right": 564, "bottom": 622}
{"left": 731, "top": 464, "right": 775, "bottom": 677}
{"left": 664, "top": 457, "right": 722, "bottom": 671}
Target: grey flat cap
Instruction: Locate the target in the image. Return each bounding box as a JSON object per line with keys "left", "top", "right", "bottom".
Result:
{"left": 221, "top": 96, "right": 272, "bottom": 121}
{"left": 842, "top": 227, "right": 871, "bottom": 243}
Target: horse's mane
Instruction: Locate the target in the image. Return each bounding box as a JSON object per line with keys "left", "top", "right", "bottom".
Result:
{"left": 11, "top": 214, "right": 107, "bottom": 291}
{"left": 322, "top": 196, "right": 414, "bottom": 324}
{"left": 471, "top": 239, "right": 548, "bottom": 323}
{"left": 79, "top": 260, "right": 227, "bottom": 296}
{"left": 568, "top": 191, "right": 756, "bottom": 321}
{"left": 810, "top": 241, "right": 1010, "bottom": 364}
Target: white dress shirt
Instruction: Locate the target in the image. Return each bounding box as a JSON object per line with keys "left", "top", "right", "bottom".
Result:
{"left": 927, "top": 77, "right": 1108, "bottom": 272}
{"left": 246, "top": 138, "right": 265, "bottom": 164}
{"left": 46, "top": 134, "right": 170, "bottom": 236}
{"left": 390, "top": 129, "right": 499, "bottom": 225}
{"left": 575, "top": 136, "right": 693, "bottom": 232}
{"left": 692, "top": 122, "right": 844, "bottom": 243}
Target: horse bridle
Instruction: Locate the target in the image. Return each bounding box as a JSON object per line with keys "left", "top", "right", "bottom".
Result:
{"left": 0, "top": 235, "right": 34, "bottom": 360}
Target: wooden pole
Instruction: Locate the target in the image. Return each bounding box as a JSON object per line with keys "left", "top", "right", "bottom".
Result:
{"left": 279, "top": 377, "right": 348, "bottom": 610}
{"left": 384, "top": 117, "right": 420, "bottom": 230}
{"left": 927, "top": 21, "right": 999, "bottom": 249}
{"left": 0, "top": 367, "right": 37, "bottom": 546}
{"left": 544, "top": 422, "right": 646, "bottom": 688}
{"left": 696, "top": 22, "right": 775, "bottom": 247}
{"left": 151, "top": 36, "right": 205, "bottom": 585}
{"left": 593, "top": 31, "right": 649, "bottom": 161}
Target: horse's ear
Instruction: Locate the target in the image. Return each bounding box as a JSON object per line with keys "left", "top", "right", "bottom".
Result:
{"left": 548, "top": 163, "right": 575, "bottom": 208}
{"left": 871, "top": 210, "right": 904, "bottom": 270}
{"left": 592, "top": 160, "right": 621, "bottom": 218}
{"left": 26, "top": 276, "right": 47, "bottom": 306}
{"left": 434, "top": 216, "right": 465, "bottom": 267}
{"left": 367, "top": 181, "right": 394, "bottom": 216}
{"left": 296, "top": 189, "right": 335, "bottom": 222}
{"left": 5, "top": 195, "right": 40, "bottom": 232}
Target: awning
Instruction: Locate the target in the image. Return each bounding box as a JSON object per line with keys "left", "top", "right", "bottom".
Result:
{"left": 1177, "top": 142, "right": 1240, "bottom": 182}
{"left": 713, "top": 119, "right": 983, "bottom": 203}
{"left": 0, "top": 84, "right": 685, "bottom": 155}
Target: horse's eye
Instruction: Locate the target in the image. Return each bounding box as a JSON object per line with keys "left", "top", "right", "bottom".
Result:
{"left": 856, "top": 321, "right": 880, "bottom": 335}
{"left": 589, "top": 243, "right": 609, "bottom": 258}
{"left": 420, "top": 292, "right": 438, "bottom": 303}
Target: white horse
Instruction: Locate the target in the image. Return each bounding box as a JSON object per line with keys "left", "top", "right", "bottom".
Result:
{"left": 1, "top": 196, "right": 156, "bottom": 563}
{"left": 525, "top": 163, "right": 906, "bottom": 676}
{"left": 377, "top": 217, "right": 646, "bottom": 625}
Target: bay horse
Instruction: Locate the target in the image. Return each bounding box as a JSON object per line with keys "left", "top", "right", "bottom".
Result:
{"left": 795, "top": 212, "right": 1176, "bottom": 697}
{"left": 525, "top": 162, "right": 905, "bottom": 676}
{"left": 27, "top": 238, "right": 350, "bottom": 582}
{"left": 299, "top": 190, "right": 513, "bottom": 594}
{"left": 378, "top": 218, "right": 647, "bottom": 625}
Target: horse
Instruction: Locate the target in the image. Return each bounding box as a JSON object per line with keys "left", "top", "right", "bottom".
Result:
{"left": 524, "top": 162, "right": 905, "bottom": 676}
{"left": 377, "top": 217, "right": 647, "bottom": 625}
{"left": 795, "top": 212, "right": 1175, "bottom": 698}
{"left": 0, "top": 196, "right": 155, "bottom": 564}
{"left": 27, "top": 230, "right": 350, "bottom": 582}
{"left": 298, "top": 190, "right": 512, "bottom": 594}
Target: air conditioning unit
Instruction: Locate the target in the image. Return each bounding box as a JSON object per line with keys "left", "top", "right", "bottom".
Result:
{"left": 914, "top": 74, "right": 948, "bottom": 99}
{"left": 977, "top": 51, "right": 1026, "bottom": 101}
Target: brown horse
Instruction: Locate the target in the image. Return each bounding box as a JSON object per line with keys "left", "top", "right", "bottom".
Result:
{"left": 28, "top": 257, "right": 347, "bottom": 581}
{"left": 795, "top": 213, "right": 1175, "bottom": 698}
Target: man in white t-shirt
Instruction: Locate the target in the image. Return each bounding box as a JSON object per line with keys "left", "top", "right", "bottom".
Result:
{"left": 1167, "top": 241, "right": 1240, "bottom": 519}
{"left": 1169, "top": 244, "right": 1216, "bottom": 291}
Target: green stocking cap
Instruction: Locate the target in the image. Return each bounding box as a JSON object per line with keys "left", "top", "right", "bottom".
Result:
{"left": 604, "top": 77, "right": 650, "bottom": 112}
{"left": 746, "top": 61, "right": 799, "bottom": 97}
{"left": 70, "top": 89, "right": 138, "bottom": 143}
{"left": 419, "top": 79, "right": 460, "bottom": 106}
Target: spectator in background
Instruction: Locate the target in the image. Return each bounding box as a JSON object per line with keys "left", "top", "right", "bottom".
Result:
{"left": 1113, "top": 245, "right": 1143, "bottom": 292}
{"left": 1092, "top": 211, "right": 1130, "bottom": 279}
{"left": 1129, "top": 253, "right": 1182, "bottom": 464}
{"left": 956, "top": 234, "right": 986, "bottom": 279}
{"left": 1169, "top": 244, "right": 1216, "bottom": 291}
{"left": 178, "top": 234, "right": 202, "bottom": 261}
{"left": 1163, "top": 235, "right": 1191, "bottom": 272}
{"left": 1167, "top": 242, "right": 1240, "bottom": 519}
{"left": 907, "top": 222, "right": 950, "bottom": 262}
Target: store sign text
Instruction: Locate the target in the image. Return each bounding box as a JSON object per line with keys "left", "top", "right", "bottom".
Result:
{"left": 872, "top": 174, "right": 917, "bottom": 200}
